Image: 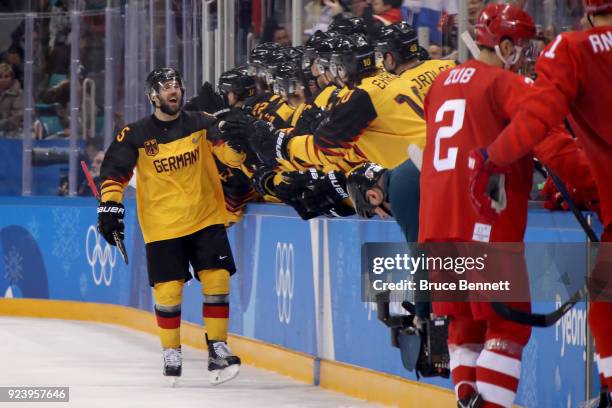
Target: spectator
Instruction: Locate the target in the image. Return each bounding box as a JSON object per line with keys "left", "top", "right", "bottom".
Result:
{"left": 349, "top": 0, "right": 369, "bottom": 17}
{"left": 273, "top": 26, "right": 291, "bottom": 46}
{"left": 304, "top": 0, "right": 343, "bottom": 36}
{"left": 83, "top": 138, "right": 103, "bottom": 165}
{"left": 428, "top": 43, "right": 443, "bottom": 59}
{"left": 46, "top": 0, "right": 71, "bottom": 83}
{"left": 468, "top": 0, "right": 484, "bottom": 26}
{"left": 1, "top": 44, "right": 24, "bottom": 86}
{"left": 77, "top": 150, "right": 104, "bottom": 196}
{"left": 371, "top": 0, "right": 403, "bottom": 25}
{"left": 0, "top": 63, "right": 24, "bottom": 137}
{"left": 260, "top": 17, "right": 291, "bottom": 46}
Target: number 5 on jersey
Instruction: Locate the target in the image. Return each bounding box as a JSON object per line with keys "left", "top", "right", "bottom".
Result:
{"left": 433, "top": 99, "right": 466, "bottom": 172}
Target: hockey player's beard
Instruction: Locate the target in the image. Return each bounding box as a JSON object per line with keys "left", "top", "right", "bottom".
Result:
{"left": 159, "top": 97, "right": 182, "bottom": 115}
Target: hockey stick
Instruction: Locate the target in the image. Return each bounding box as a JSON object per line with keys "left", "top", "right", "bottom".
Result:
{"left": 492, "top": 166, "right": 598, "bottom": 327}
{"left": 458, "top": 31, "right": 597, "bottom": 325}
{"left": 407, "top": 144, "right": 423, "bottom": 171}
{"left": 461, "top": 31, "right": 481, "bottom": 59}
{"left": 80, "top": 160, "right": 129, "bottom": 265}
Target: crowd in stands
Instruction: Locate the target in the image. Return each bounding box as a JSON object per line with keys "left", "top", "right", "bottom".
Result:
{"left": 0, "top": 0, "right": 588, "bottom": 197}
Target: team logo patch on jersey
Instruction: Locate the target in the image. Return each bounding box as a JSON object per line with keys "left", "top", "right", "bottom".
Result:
{"left": 144, "top": 139, "right": 159, "bottom": 156}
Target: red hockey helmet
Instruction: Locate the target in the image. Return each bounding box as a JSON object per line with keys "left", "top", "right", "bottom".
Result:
{"left": 583, "top": 0, "right": 612, "bottom": 15}
{"left": 475, "top": 3, "right": 536, "bottom": 48}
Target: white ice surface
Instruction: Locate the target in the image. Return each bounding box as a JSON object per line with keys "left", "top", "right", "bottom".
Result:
{"left": 0, "top": 317, "right": 378, "bottom": 408}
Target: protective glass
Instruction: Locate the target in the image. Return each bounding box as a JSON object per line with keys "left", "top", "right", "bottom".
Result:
{"left": 329, "top": 60, "right": 339, "bottom": 78}
{"left": 265, "top": 71, "right": 275, "bottom": 86}
{"left": 158, "top": 80, "right": 181, "bottom": 91}
{"left": 246, "top": 64, "right": 257, "bottom": 76}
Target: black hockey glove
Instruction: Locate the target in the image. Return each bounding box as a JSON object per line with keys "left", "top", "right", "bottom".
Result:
{"left": 293, "top": 106, "right": 329, "bottom": 136}
{"left": 281, "top": 169, "right": 349, "bottom": 210}
{"left": 218, "top": 118, "right": 250, "bottom": 152}
{"left": 97, "top": 201, "right": 125, "bottom": 246}
{"left": 303, "top": 170, "right": 350, "bottom": 213}
{"left": 276, "top": 169, "right": 352, "bottom": 217}
{"left": 251, "top": 165, "right": 277, "bottom": 196}
{"left": 219, "top": 118, "right": 288, "bottom": 164}
{"left": 249, "top": 122, "right": 291, "bottom": 164}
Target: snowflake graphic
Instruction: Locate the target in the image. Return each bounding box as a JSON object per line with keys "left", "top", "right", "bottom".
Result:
{"left": 519, "top": 338, "right": 539, "bottom": 408}
{"left": 4, "top": 246, "right": 23, "bottom": 284}
{"left": 26, "top": 217, "right": 40, "bottom": 240}
{"left": 79, "top": 271, "right": 88, "bottom": 298}
{"left": 51, "top": 208, "right": 81, "bottom": 274}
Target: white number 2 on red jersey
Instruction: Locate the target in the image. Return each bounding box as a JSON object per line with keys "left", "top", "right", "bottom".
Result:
{"left": 433, "top": 99, "right": 466, "bottom": 172}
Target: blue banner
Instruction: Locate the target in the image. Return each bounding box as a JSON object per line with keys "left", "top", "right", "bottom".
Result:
{"left": 0, "top": 196, "right": 602, "bottom": 407}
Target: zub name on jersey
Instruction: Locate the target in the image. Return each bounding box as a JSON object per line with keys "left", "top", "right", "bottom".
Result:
{"left": 443, "top": 67, "right": 476, "bottom": 86}
{"left": 153, "top": 147, "right": 200, "bottom": 173}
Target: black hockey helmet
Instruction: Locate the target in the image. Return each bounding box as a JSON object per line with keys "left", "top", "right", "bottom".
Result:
{"left": 218, "top": 68, "right": 256, "bottom": 101}
{"left": 347, "top": 162, "right": 388, "bottom": 218}
{"left": 305, "top": 30, "right": 330, "bottom": 49}
{"left": 418, "top": 45, "right": 430, "bottom": 60}
{"left": 329, "top": 34, "right": 377, "bottom": 86}
{"left": 248, "top": 42, "right": 283, "bottom": 77}
{"left": 260, "top": 48, "right": 289, "bottom": 86}
{"left": 273, "top": 61, "right": 307, "bottom": 99}
{"left": 375, "top": 22, "right": 420, "bottom": 64}
{"left": 145, "top": 67, "right": 185, "bottom": 97}
{"left": 249, "top": 42, "right": 282, "bottom": 64}
{"left": 328, "top": 17, "right": 368, "bottom": 37}
{"left": 292, "top": 45, "right": 316, "bottom": 91}
{"left": 282, "top": 46, "right": 305, "bottom": 64}
{"left": 303, "top": 31, "right": 330, "bottom": 73}
{"left": 312, "top": 36, "right": 338, "bottom": 72}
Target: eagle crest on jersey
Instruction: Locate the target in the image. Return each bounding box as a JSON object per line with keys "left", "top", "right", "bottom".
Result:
{"left": 144, "top": 139, "right": 159, "bottom": 156}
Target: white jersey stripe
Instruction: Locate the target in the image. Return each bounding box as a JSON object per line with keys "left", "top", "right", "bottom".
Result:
{"left": 477, "top": 349, "right": 521, "bottom": 379}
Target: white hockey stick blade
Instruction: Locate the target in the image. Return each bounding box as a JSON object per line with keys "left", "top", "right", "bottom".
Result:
{"left": 461, "top": 31, "right": 481, "bottom": 59}
{"left": 408, "top": 144, "right": 423, "bottom": 171}
{"left": 210, "top": 364, "right": 240, "bottom": 386}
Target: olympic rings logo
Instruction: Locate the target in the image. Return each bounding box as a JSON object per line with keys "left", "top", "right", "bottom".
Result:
{"left": 86, "top": 225, "right": 116, "bottom": 286}
{"left": 275, "top": 242, "right": 295, "bottom": 324}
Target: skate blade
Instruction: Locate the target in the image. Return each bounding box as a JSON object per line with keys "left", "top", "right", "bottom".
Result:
{"left": 209, "top": 364, "right": 240, "bottom": 386}
{"left": 579, "top": 397, "right": 608, "bottom": 408}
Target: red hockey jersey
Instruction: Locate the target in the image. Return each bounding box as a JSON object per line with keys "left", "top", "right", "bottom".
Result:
{"left": 419, "top": 60, "right": 595, "bottom": 242}
{"left": 487, "top": 27, "right": 612, "bottom": 230}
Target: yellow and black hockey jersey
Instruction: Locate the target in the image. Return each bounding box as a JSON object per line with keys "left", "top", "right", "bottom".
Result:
{"left": 100, "top": 111, "right": 244, "bottom": 243}
{"left": 206, "top": 107, "right": 263, "bottom": 223}
{"left": 286, "top": 61, "right": 456, "bottom": 171}
{"left": 246, "top": 92, "right": 294, "bottom": 128}
{"left": 286, "top": 71, "right": 422, "bottom": 170}
{"left": 312, "top": 84, "right": 346, "bottom": 111}
{"left": 399, "top": 59, "right": 456, "bottom": 105}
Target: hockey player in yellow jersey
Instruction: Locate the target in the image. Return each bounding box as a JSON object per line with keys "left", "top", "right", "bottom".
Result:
{"left": 237, "top": 30, "right": 454, "bottom": 219}
{"left": 98, "top": 68, "right": 241, "bottom": 385}
{"left": 375, "top": 22, "right": 455, "bottom": 105}
{"left": 245, "top": 44, "right": 294, "bottom": 128}
{"left": 244, "top": 34, "right": 423, "bottom": 171}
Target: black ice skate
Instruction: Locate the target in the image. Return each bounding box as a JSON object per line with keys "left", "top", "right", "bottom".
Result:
{"left": 162, "top": 347, "right": 182, "bottom": 381}
{"left": 207, "top": 335, "right": 240, "bottom": 385}
{"left": 457, "top": 393, "right": 484, "bottom": 408}
{"left": 581, "top": 388, "right": 612, "bottom": 408}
